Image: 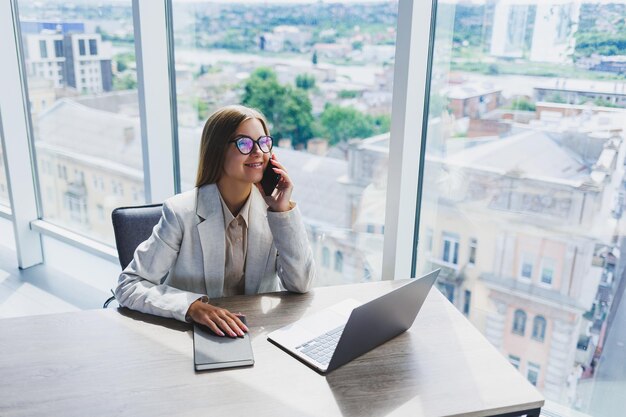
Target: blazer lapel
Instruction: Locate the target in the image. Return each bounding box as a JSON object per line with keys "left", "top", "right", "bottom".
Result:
{"left": 245, "top": 187, "right": 273, "bottom": 294}
{"left": 196, "top": 184, "right": 226, "bottom": 298}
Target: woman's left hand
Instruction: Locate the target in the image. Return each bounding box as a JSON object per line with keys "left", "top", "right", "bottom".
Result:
{"left": 256, "top": 154, "right": 294, "bottom": 212}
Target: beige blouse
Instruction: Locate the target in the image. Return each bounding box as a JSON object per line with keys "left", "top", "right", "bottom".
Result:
{"left": 218, "top": 192, "right": 250, "bottom": 297}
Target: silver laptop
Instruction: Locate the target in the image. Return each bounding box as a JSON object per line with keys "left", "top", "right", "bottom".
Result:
{"left": 267, "top": 269, "right": 440, "bottom": 374}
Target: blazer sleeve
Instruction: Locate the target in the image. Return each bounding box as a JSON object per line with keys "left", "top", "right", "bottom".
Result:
{"left": 266, "top": 203, "right": 315, "bottom": 293}
{"left": 114, "top": 200, "right": 206, "bottom": 322}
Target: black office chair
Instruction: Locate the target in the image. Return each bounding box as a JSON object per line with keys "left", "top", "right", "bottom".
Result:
{"left": 103, "top": 203, "right": 163, "bottom": 308}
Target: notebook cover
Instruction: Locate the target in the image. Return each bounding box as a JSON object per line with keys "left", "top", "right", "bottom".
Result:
{"left": 193, "top": 316, "right": 254, "bottom": 371}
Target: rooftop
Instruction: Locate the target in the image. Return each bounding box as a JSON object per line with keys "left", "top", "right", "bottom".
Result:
{"left": 535, "top": 78, "right": 626, "bottom": 96}
{"left": 444, "top": 129, "right": 591, "bottom": 183}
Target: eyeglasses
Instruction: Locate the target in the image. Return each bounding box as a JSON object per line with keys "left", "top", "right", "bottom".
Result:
{"left": 229, "top": 135, "right": 273, "bottom": 155}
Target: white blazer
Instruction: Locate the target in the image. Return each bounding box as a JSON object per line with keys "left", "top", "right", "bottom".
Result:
{"left": 115, "top": 184, "right": 315, "bottom": 322}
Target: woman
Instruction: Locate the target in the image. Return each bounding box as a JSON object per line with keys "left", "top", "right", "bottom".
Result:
{"left": 115, "top": 105, "right": 315, "bottom": 338}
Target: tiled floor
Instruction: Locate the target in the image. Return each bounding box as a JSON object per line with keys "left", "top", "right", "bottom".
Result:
{"left": 0, "top": 245, "right": 111, "bottom": 319}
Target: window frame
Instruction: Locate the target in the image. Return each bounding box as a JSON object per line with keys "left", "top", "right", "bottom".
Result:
{"left": 518, "top": 252, "right": 534, "bottom": 282}
{"left": 527, "top": 362, "right": 540, "bottom": 386}
{"left": 468, "top": 237, "right": 477, "bottom": 266}
{"left": 442, "top": 232, "right": 460, "bottom": 265}
{"left": 512, "top": 309, "right": 527, "bottom": 336}
{"left": 532, "top": 315, "right": 547, "bottom": 342}
{"left": 0, "top": 0, "right": 428, "bottom": 281}
{"left": 539, "top": 258, "right": 556, "bottom": 288}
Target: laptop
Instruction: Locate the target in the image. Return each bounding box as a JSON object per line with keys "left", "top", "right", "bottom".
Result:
{"left": 267, "top": 269, "right": 440, "bottom": 374}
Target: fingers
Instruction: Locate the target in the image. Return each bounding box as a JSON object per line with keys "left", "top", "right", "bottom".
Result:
{"left": 269, "top": 154, "right": 286, "bottom": 171}
{"left": 196, "top": 305, "right": 248, "bottom": 338}
{"left": 203, "top": 319, "right": 225, "bottom": 337}
{"left": 228, "top": 311, "right": 249, "bottom": 333}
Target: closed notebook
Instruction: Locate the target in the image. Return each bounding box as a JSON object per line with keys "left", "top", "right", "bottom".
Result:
{"left": 193, "top": 316, "right": 254, "bottom": 371}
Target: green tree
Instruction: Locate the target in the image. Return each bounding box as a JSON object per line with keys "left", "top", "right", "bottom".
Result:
{"left": 312, "top": 50, "right": 318, "bottom": 66}
{"left": 242, "top": 67, "right": 314, "bottom": 147}
{"left": 508, "top": 97, "right": 536, "bottom": 111}
{"left": 543, "top": 93, "right": 567, "bottom": 104}
{"left": 278, "top": 86, "right": 314, "bottom": 145}
{"left": 319, "top": 104, "right": 375, "bottom": 145}
{"left": 295, "top": 73, "right": 316, "bottom": 90}
{"left": 114, "top": 52, "right": 135, "bottom": 73}
{"left": 338, "top": 90, "right": 359, "bottom": 99}
{"left": 113, "top": 74, "right": 137, "bottom": 91}
{"left": 593, "top": 98, "right": 620, "bottom": 108}
{"left": 372, "top": 114, "right": 391, "bottom": 133}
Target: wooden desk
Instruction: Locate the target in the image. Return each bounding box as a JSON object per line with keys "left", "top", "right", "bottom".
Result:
{"left": 0, "top": 280, "right": 543, "bottom": 417}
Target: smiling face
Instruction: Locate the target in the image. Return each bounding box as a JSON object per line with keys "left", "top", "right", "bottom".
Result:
{"left": 220, "top": 118, "right": 270, "bottom": 188}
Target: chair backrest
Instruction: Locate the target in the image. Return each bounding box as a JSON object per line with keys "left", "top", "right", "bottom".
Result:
{"left": 111, "top": 203, "right": 163, "bottom": 270}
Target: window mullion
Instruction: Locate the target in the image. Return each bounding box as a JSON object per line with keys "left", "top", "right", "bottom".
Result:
{"left": 133, "top": 0, "right": 177, "bottom": 203}
{"left": 0, "top": 0, "right": 44, "bottom": 268}
{"left": 382, "top": 0, "right": 436, "bottom": 280}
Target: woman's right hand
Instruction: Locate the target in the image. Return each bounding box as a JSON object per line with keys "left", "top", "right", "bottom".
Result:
{"left": 186, "top": 299, "right": 248, "bottom": 337}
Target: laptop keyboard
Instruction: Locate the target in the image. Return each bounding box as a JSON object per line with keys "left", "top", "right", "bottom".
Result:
{"left": 295, "top": 324, "right": 345, "bottom": 365}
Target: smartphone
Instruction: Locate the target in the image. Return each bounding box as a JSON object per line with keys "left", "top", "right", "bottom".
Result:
{"left": 260, "top": 160, "right": 281, "bottom": 196}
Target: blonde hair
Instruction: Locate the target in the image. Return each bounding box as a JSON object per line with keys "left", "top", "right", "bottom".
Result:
{"left": 195, "top": 105, "right": 269, "bottom": 187}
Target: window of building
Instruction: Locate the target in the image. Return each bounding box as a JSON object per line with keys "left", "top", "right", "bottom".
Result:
{"left": 322, "top": 247, "right": 330, "bottom": 268}
{"left": 334, "top": 250, "right": 343, "bottom": 273}
{"left": 64, "top": 191, "right": 87, "bottom": 224}
{"left": 468, "top": 238, "right": 477, "bottom": 265}
{"left": 78, "top": 39, "right": 86, "bottom": 56}
{"left": 442, "top": 232, "right": 459, "bottom": 264}
{"left": 463, "top": 289, "right": 471, "bottom": 316}
{"left": 39, "top": 40, "right": 47, "bottom": 58}
{"left": 89, "top": 39, "right": 97, "bottom": 55}
{"left": 532, "top": 316, "right": 547, "bottom": 342}
{"left": 519, "top": 253, "right": 534, "bottom": 281}
{"left": 509, "top": 355, "right": 521, "bottom": 369}
{"left": 540, "top": 258, "right": 555, "bottom": 286}
{"left": 54, "top": 40, "right": 63, "bottom": 57}
{"left": 527, "top": 362, "right": 540, "bottom": 386}
{"left": 512, "top": 309, "right": 526, "bottom": 336}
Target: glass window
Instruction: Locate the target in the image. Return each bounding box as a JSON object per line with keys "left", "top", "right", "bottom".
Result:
{"left": 532, "top": 315, "right": 547, "bottom": 342}
{"left": 540, "top": 258, "right": 555, "bottom": 286}
{"left": 527, "top": 362, "right": 540, "bottom": 386}
{"left": 39, "top": 40, "right": 47, "bottom": 58}
{"left": 89, "top": 39, "right": 97, "bottom": 55}
{"left": 171, "top": 0, "right": 398, "bottom": 286}
{"left": 321, "top": 246, "right": 330, "bottom": 268}
{"left": 512, "top": 309, "right": 527, "bottom": 336}
{"left": 18, "top": 1, "right": 144, "bottom": 245}
{"left": 54, "top": 40, "right": 63, "bottom": 57}
{"left": 468, "top": 237, "right": 477, "bottom": 265}
{"left": 519, "top": 254, "right": 534, "bottom": 281}
{"left": 442, "top": 233, "right": 459, "bottom": 264}
{"left": 509, "top": 355, "right": 521, "bottom": 369}
{"left": 334, "top": 250, "right": 343, "bottom": 273}
{"left": 415, "top": 2, "right": 626, "bottom": 412}
{"left": 463, "top": 289, "right": 471, "bottom": 316}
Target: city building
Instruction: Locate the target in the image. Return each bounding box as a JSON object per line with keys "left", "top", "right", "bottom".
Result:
{"left": 534, "top": 79, "right": 626, "bottom": 108}
{"left": 21, "top": 20, "right": 113, "bottom": 94}
{"left": 529, "top": 2, "right": 580, "bottom": 63}
{"left": 489, "top": 0, "right": 580, "bottom": 64}
{"left": 444, "top": 82, "right": 503, "bottom": 119}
